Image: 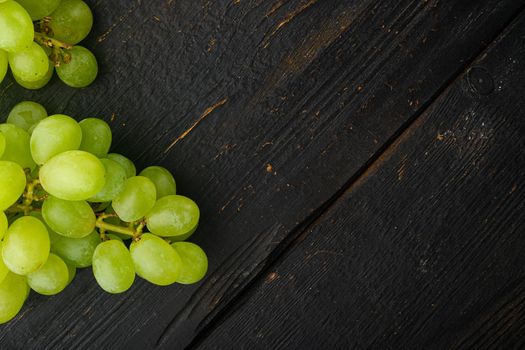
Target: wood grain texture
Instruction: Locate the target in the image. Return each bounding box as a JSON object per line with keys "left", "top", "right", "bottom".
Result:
{"left": 0, "top": 0, "right": 523, "bottom": 349}
{"left": 194, "top": 13, "right": 525, "bottom": 349}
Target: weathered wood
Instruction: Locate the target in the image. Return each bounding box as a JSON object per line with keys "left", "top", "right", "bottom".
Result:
{"left": 0, "top": 0, "right": 523, "bottom": 349}
{"left": 194, "top": 13, "right": 525, "bottom": 349}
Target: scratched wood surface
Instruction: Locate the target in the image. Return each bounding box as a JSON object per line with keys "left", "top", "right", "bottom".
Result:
{"left": 193, "top": 12, "right": 525, "bottom": 350}
{"left": 0, "top": 0, "right": 524, "bottom": 349}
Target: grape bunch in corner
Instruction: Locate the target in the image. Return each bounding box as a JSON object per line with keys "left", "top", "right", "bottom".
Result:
{"left": 0, "top": 0, "right": 98, "bottom": 89}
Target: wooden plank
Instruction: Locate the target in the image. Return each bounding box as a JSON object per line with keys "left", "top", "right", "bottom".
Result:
{"left": 0, "top": 0, "right": 523, "bottom": 349}
{"left": 194, "top": 14, "right": 525, "bottom": 349}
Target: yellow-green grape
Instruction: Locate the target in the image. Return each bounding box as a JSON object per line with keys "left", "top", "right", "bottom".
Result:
{"left": 0, "top": 123, "right": 37, "bottom": 170}
{"left": 42, "top": 196, "right": 96, "bottom": 238}
{"left": 139, "top": 166, "right": 176, "bottom": 199}
{"left": 0, "top": 211, "right": 7, "bottom": 240}
{"left": 14, "top": 57, "right": 54, "bottom": 90}
{"left": 130, "top": 233, "right": 182, "bottom": 286}
{"left": 39, "top": 150, "right": 106, "bottom": 201}
{"left": 171, "top": 242, "right": 208, "bottom": 284}
{"left": 27, "top": 253, "right": 69, "bottom": 295}
{"left": 0, "top": 160, "right": 26, "bottom": 211}
{"left": 8, "top": 42, "right": 49, "bottom": 82}
{"left": 92, "top": 240, "right": 135, "bottom": 294}
{"left": 88, "top": 159, "right": 127, "bottom": 202}
{"left": 0, "top": 50, "right": 7, "bottom": 83}
{"left": 146, "top": 195, "right": 200, "bottom": 238}
{"left": 2, "top": 216, "right": 50, "bottom": 275}
{"left": 56, "top": 46, "right": 98, "bottom": 88}
{"left": 48, "top": 229, "right": 100, "bottom": 268}
{"left": 107, "top": 153, "right": 136, "bottom": 178}
{"left": 47, "top": 0, "right": 93, "bottom": 45}
{"left": 0, "top": 1, "right": 34, "bottom": 52}
{"left": 112, "top": 176, "right": 156, "bottom": 222}
{"left": 16, "top": 0, "right": 62, "bottom": 20}
{"left": 79, "top": 118, "right": 112, "bottom": 158}
{"left": 30, "top": 114, "right": 82, "bottom": 165}
{"left": 7, "top": 101, "right": 48, "bottom": 132}
{"left": 0, "top": 272, "right": 28, "bottom": 324}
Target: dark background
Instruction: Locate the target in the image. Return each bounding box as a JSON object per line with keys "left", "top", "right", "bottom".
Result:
{"left": 1, "top": 0, "right": 524, "bottom": 349}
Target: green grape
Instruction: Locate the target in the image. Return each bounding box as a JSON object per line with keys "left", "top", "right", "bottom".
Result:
{"left": 171, "top": 242, "right": 208, "bottom": 284}
{"left": 89, "top": 158, "right": 127, "bottom": 202}
{"left": 0, "top": 123, "right": 37, "bottom": 170}
{"left": 92, "top": 240, "right": 135, "bottom": 294}
{"left": 30, "top": 114, "right": 82, "bottom": 165}
{"left": 26, "top": 253, "right": 69, "bottom": 295}
{"left": 13, "top": 57, "right": 54, "bottom": 90}
{"left": 107, "top": 153, "right": 136, "bottom": 178}
{"left": 112, "top": 176, "right": 156, "bottom": 222}
{"left": 42, "top": 196, "right": 96, "bottom": 238}
{"left": 39, "top": 150, "right": 106, "bottom": 201}
{"left": 16, "top": 0, "right": 62, "bottom": 21}
{"left": 0, "top": 1, "right": 34, "bottom": 52}
{"left": 79, "top": 118, "right": 112, "bottom": 158}
{"left": 130, "top": 233, "right": 182, "bottom": 286}
{"left": 8, "top": 42, "right": 49, "bottom": 82}
{"left": 0, "top": 211, "right": 7, "bottom": 240}
{"left": 0, "top": 133, "right": 5, "bottom": 158}
{"left": 48, "top": 229, "right": 100, "bottom": 268}
{"left": 0, "top": 244, "right": 8, "bottom": 284}
{"left": 48, "top": 0, "right": 93, "bottom": 45}
{"left": 0, "top": 161, "right": 26, "bottom": 211}
{"left": 7, "top": 101, "right": 48, "bottom": 132}
{"left": 66, "top": 263, "right": 76, "bottom": 284}
{"left": 146, "top": 195, "right": 200, "bottom": 238}
{"left": 56, "top": 46, "right": 98, "bottom": 88}
{"left": 0, "top": 272, "right": 28, "bottom": 324}
{"left": 139, "top": 166, "right": 177, "bottom": 199}
{"left": 2, "top": 216, "right": 50, "bottom": 275}
{"left": 0, "top": 50, "right": 7, "bottom": 83}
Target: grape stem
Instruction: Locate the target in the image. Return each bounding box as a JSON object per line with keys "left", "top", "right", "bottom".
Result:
{"left": 95, "top": 214, "right": 145, "bottom": 239}
{"left": 33, "top": 32, "right": 72, "bottom": 50}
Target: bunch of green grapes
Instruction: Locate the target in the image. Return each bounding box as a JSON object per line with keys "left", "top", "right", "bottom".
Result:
{"left": 0, "top": 101, "right": 208, "bottom": 324}
{"left": 0, "top": 0, "right": 98, "bottom": 89}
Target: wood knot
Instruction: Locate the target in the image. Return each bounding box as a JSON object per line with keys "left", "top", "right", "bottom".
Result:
{"left": 467, "top": 66, "right": 494, "bottom": 95}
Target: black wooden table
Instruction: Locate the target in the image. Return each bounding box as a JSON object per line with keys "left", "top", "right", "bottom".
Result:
{"left": 1, "top": 1, "right": 524, "bottom": 349}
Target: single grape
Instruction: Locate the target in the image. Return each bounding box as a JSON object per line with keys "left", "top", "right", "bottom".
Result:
{"left": 112, "top": 176, "right": 156, "bottom": 222}
{"left": 27, "top": 253, "right": 69, "bottom": 295}
{"left": 92, "top": 240, "right": 135, "bottom": 294}
{"left": 107, "top": 153, "right": 136, "bottom": 178}
{"left": 48, "top": 229, "right": 100, "bottom": 268}
{"left": 88, "top": 158, "right": 127, "bottom": 202}
{"left": 0, "top": 123, "right": 37, "bottom": 170}
{"left": 56, "top": 46, "right": 98, "bottom": 88}
{"left": 130, "top": 233, "right": 182, "bottom": 286}
{"left": 0, "top": 211, "right": 7, "bottom": 240}
{"left": 39, "top": 150, "right": 106, "bottom": 201}
{"left": 2, "top": 216, "right": 50, "bottom": 275}
{"left": 171, "top": 242, "right": 208, "bottom": 284}
{"left": 42, "top": 196, "right": 96, "bottom": 238}
{"left": 66, "top": 263, "right": 76, "bottom": 284}
{"left": 13, "top": 58, "right": 54, "bottom": 90}
{"left": 7, "top": 101, "right": 48, "bottom": 132}
{"left": 0, "top": 1, "right": 34, "bottom": 52}
{"left": 0, "top": 161, "right": 26, "bottom": 211}
{"left": 16, "top": 0, "right": 62, "bottom": 21}
{"left": 146, "top": 195, "right": 200, "bottom": 237}
{"left": 0, "top": 272, "right": 28, "bottom": 324}
{"left": 30, "top": 114, "right": 82, "bottom": 165}
{"left": 139, "top": 166, "right": 177, "bottom": 199}
{"left": 8, "top": 42, "right": 49, "bottom": 82}
{"left": 79, "top": 118, "right": 112, "bottom": 158}
{"left": 48, "top": 0, "right": 93, "bottom": 45}
{"left": 0, "top": 50, "right": 7, "bottom": 84}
